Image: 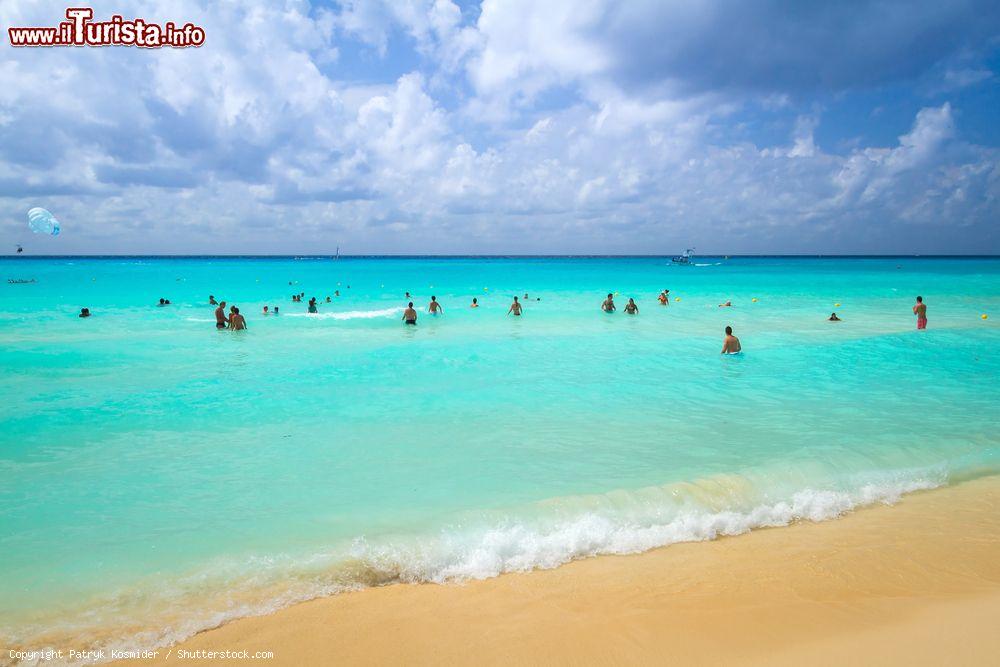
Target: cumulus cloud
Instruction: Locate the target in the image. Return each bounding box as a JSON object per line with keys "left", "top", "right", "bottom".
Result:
{"left": 0, "top": 0, "right": 997, "bottom": 254}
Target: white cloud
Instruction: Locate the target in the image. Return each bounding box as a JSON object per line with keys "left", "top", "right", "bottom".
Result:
{"left": 787, "top": 116, "right": 819, "bottom": 158}
{"left": 0, "top": 1, "right": 997, "bottom": 254}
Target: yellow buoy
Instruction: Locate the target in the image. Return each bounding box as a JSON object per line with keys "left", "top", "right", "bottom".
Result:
{"left": 614, "top": 291, "right": 619, "bottom": 296}
{"left": 983, "top": 314, "right": 989, "bottom": 320}
{"left": 752, "top": 298, "right": 758, "bottom": 303}
{"left": 483, "top": 287, "right": 488, "bottom": 291}
{"left": 835, "top": 303, "right": 841, "bottom": 307}
{"left": 675, "top": 297, "right": 681, "bottom": 302}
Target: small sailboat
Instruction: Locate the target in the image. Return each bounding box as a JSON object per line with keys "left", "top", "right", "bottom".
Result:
{"left": 672, "top": 248, "right": 695, "bottom": 264}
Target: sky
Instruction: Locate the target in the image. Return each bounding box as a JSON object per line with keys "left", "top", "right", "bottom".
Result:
{"left": 1, "top": 0, "right": 999, "bottom": 255}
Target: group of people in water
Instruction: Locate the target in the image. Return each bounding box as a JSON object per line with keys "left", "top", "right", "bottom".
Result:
{"left": 212, "top": 299, "right": 247, "bottom": 330}
{"left": 391, "top": 290, "right": 928, "bottom": 353}
{"left": 77, "top": 290, "right": 932, "bottom": 349}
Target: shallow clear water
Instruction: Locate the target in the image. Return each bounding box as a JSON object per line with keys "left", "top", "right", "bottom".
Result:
{"left": 1, "top": 256, "right": 998, "bottom": 658}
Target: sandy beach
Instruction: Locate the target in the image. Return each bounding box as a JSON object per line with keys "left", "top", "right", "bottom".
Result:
{"left": 113, "top": 476, "right": 1000, "bottom": 666}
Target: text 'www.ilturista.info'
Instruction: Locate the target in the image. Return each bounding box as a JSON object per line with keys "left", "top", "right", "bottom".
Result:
{"left": 8, "top": 8, "right": 205, "bottom": 48}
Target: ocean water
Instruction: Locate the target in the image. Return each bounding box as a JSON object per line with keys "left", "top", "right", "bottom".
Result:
{"left": 1, "top": 256, "right": 998, "bottom": 661}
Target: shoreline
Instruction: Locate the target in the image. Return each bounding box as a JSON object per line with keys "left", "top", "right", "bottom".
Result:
{"left": 113, "top": 476, "right": 1000, "bottom": 666}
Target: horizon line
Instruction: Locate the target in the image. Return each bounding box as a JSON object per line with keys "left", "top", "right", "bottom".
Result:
{"left": 2, "top": 254, "right": 1000, "bottom": 259}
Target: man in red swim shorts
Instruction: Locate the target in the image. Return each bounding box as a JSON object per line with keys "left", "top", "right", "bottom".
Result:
{"left": 913, "top": 296, "right": 927, "bottom": 330}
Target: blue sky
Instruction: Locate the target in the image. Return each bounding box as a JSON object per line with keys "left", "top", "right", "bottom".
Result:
{"left": 1, "top": 0, "right": 999, "bottom": 254}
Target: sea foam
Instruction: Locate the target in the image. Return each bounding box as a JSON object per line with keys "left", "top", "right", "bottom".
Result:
{"left": 7, "top": 468, "right": 951, "bottom": 666}
{"left": 284, "top": 307, "right": 401, "bottom": 320}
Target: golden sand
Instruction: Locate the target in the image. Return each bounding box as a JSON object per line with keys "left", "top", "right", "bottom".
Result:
{"left": 120, "top": 477, "right": 1000, "bottom": 666}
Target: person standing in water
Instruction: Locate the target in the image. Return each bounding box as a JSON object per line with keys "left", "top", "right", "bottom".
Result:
{"left": 913, "top": 296, "right": 927, "bottom": 330}
{"left": 508, "top": 296, "right": 522, "bottom": 316}
{"left": 428, "top": 296, "right": 443, "bottom": 315}
{"left": 658, "top": 291, "right": 668, "bottom": 305}
{"left": 209, "top": 295, "right": 218, "bottom": 305}
{"left": 624, "top": 298, "right": 638, "bottom": 314}
{"left": 308, "top": 298, "right": 318, "bottom": 313}
{"left": 471, "top": 298, "right": 479, "bottom": 308}
{"left": 229, "top": 307, "right": 247, "bottom": 330}
{"left": 403, "top": 302, "right": 417, "bottom": 325}
{"left": 215, "top": 301, "right": 229, "bottom": 329}
{"left": 602, "top": 293, "right": 616, "bottom": 312}
{"left": 721, "top": 326, "right": 741, "bottom": 354}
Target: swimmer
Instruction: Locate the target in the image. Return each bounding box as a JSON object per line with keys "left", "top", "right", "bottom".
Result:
{"left": 79, "top": 307, "right": 90, "bottom": 318}
{"left": 524, "top": 292, "right": 529, "bottom": 300}
{"left": 602, "top": 293, "right": 616, "bottom": 312}
{"left": 508, "top": 296, "right": 522, "bottom": 316}
{"left": 913, "top": 296, "right": 927, "bottom": 330}
{"left": 209, "top": 295, "right": 218, "bottom": 305}
{"left": 471, "top": 298, "right": 479, "bottom": 308}
{"left": 829, "top": 312, "right": 841, "bottom": 321}
{"left": 308, "top": 298, "right": 318, "bottom": 314}
{"left": 273, "top": 306, "right": 279, "bottom": 315}
{"left": 263, "top": 306, "right": 269, "bottom": 315}
{"left": 405, "top": 292, "right": 411, "bottom": 299}
{"left": 335, "top": 290, "right": 340, "bottom": 297}
{"left": 403, "top": 302, "right": 417, "bottom": 325}
{"left": 229, "top": 307, "right": 247, "bottom": 331}
{"left": 718, "top": 300, "right": 732, "bottom": 307}
{"left": 326, "top": 296, "right": 331, "bottom": 303}
{"left": 428, "top": 296, "right": 443, "bottom": 315}
{"left": 215, "top": 301, "right": 229, "bottom": 329}
{"left": 157, "top": 298, "right": 167, "bottom": 307}
{"left": 721, "top": 326, "right": 741, "bottom": 354}
{"left": 624, "top": 298, "right": 639, "bottom": 314}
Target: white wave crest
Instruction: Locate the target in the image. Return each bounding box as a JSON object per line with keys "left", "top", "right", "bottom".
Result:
{"left": 285, "top": 307, "right": 401, "bottom": 320}
{"left": 7, "top": 470, "right": 953, "bottom": 666}
{"left": 352, "top": 477, "right": 940, "bottom": 584}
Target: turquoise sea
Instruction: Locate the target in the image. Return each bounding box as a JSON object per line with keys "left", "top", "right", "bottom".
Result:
{"left": 1, "top": 256, "right": 998, "bottom": 660}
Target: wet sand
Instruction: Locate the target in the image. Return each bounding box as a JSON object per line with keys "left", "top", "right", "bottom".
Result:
{"left": 120, "top": 477, "right": 1000, "bottom": 666}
